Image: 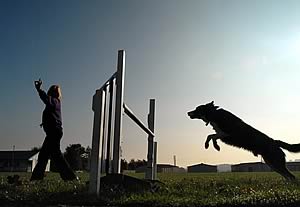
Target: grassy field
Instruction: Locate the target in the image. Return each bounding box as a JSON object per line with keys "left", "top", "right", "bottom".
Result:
{"left": 1, "top": 171, "right": 300, "bottom": 206}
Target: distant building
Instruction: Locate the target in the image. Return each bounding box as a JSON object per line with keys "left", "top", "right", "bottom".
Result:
{"left": 0, "top": 150, "right": 50, "bottom": 172}
{"left": 286, "top": 162, "right": 300, "bottom": 171}
{"left": 231, "top": 161, "right": 300, "bottom": 173}
{"left": 135, "top": 164, "right": 186, "bottom": 173}
{"left": 187, "top": 163, "right": 217, "bottom": 173}
{"left": 157, "top": 164, "right": 186, "bottom": 173}
{"left": 232, "top": 162, "right": 270, "bottom": 172}
{"left": 217, "top": 164, "right": 232, "bottom": 172}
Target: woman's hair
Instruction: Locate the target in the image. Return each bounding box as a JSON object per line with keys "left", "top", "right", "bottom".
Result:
{"left": 47, "top": 85, "right": 62, "bottom": 100}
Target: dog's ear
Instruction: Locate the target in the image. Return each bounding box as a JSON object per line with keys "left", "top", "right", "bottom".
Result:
{"left": 206, "top": 101, "right": 213, "bottom": 106}
{"left": 208, "top": 101, "right": 219, "bottom": 110}
{"left": 208, "top": 101, "right": 215, "bottom": 107}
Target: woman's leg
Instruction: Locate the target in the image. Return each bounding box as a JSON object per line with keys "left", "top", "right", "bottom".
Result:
{"left": 30, "top": 136, "right": 51, "bottom": 180}
{"left": 50, "top": 130, "right": 77, "bottom": 181}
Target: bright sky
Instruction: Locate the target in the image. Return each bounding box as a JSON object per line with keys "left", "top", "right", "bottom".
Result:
{"left": 1, "top": 0, "right": 300, "bottom": 167}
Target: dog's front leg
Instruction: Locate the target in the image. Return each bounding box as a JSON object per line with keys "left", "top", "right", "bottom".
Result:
{"left": 205, "top": 134, "right": 220, "bottom": 150}
{"left": 212, "top": 139, "right": 221, "bottom": 151}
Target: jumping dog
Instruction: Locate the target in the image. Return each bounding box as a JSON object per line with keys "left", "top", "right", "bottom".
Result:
{"left": 188, "top": 101, "right": 300, "bottom": 181}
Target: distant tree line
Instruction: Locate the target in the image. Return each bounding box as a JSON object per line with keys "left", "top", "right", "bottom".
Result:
{"left": 121, "top": 159, "right": 147, "bottom": 171}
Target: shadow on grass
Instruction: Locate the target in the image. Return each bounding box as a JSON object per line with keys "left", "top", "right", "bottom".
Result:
{"left": 0, "top": 173, "right": 165, "bottom": 206}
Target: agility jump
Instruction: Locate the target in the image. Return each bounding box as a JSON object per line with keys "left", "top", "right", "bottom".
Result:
{"left": 89, "top": 50, "right": 157, "bottom": 195}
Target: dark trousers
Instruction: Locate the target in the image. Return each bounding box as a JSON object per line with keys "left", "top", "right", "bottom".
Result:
{"left": 31, "top": 129, "right": 76, "bottom": 181}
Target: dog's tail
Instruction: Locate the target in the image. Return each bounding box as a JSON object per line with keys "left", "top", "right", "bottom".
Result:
{"left": 275, "top": 140, "right": 300, "bottom": 152}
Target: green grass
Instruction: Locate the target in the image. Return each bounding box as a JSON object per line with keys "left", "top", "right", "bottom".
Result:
{"left": 122, "top": 172, "right": 300, "bottom": 207}
{"left": 0, "top": 172, "right": 94, "bottom": 206}
{"left": 1, "top": 171, "right": 300, "bottom": 206}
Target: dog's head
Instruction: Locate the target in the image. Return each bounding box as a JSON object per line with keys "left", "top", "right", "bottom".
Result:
{"left": 187, "top": 101, "right": 219, "bottom": 125}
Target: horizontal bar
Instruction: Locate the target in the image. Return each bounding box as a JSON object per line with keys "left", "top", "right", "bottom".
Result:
{"left": 123, "top": 103, "right": 155, "bottom": 137}
{"left": 99, "top": 72, "right": 117, "bottom": 90}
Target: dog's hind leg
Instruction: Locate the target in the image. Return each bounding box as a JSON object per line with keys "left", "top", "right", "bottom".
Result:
{"left": 262, "top": 148, "right": 296, "bottom": 181}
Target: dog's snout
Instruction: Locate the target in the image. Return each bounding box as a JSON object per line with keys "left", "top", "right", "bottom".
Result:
{"left": 187, "top": 110, "right": 194, "bottom": 118}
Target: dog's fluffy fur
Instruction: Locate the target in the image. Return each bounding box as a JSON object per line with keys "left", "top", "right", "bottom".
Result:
{"left": 188, "top": 101, "right": 300, "bottom": 180}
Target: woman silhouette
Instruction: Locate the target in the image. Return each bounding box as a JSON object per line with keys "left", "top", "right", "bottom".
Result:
{"left": 31, "top": 79, "right": 77, "bottom": 181}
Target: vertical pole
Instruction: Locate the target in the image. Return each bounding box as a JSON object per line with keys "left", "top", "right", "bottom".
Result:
{"left": 100, "top": 87, "right": 107, "bottom": 173}
{"left": 11, "top": 145, "right": 15, "bottom": 172}
{"left": 146, "top": 99, "right": 155, "bottom": 179}
{"left": 106, "top": 79, "right": 115, "bottom": 174}
{"left": 112, "top": 50, "right": 125, "bottom": 174}
{"left": 89, "top": 90, "right": 105, "bottom": 196}
{"left": 173, "top": 155, "right": 176, "bottom": 166}
{"left": 153, "top": 141, "right": 158, "bottom": 180}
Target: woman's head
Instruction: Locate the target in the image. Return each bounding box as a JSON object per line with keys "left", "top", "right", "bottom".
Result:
{"left": 47, "top": 85, "right": 62, "bottom": 100}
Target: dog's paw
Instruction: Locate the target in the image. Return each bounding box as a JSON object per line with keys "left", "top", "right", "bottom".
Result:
{"left": 213, "top": 141, "right": 220, "bottom": 151}
{"left": 205, "top": 142, "right": 209, "bottom": 149}
{"left": 214, "top": 144, "right": 220, "bottom": 151}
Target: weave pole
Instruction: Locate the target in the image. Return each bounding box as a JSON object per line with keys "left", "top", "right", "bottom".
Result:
{"left": 89, "top": 50, "right": 157, "bottom": 196}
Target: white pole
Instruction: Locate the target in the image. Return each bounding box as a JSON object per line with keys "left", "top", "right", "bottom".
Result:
{"left": 100, "top": 87, "right": 108, "bottom": 173}
{"left": 146, "top": 99, "right": 155, "bottom": 179}
{"left": 89, "top": 90, "right": 105, "bottom": 196}
{"left": 105, "top": 79, "right": 115, "bottom": 174}
{"left": 123, "top": 103, "right": 155, "bottom": 137}
{"left": 112, "top": 50, "right": 125, "bottom": 174}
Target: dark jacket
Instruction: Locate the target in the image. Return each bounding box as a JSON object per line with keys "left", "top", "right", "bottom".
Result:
{"left": 38, "top": 89, "right": 62, "bottom": 133}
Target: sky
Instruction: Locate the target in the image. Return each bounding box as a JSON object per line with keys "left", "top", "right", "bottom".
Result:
{"left": 1, "top": 0, "right": 300, "bottom": 167}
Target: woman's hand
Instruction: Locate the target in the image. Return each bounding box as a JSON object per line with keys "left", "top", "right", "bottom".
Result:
{"left": 34, "top": 78, "right": 42, "bottom": 90}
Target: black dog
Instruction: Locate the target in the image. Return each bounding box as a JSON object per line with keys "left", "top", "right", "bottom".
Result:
{"left": 188, "top": 101, "right": 300, "bottom": 181}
